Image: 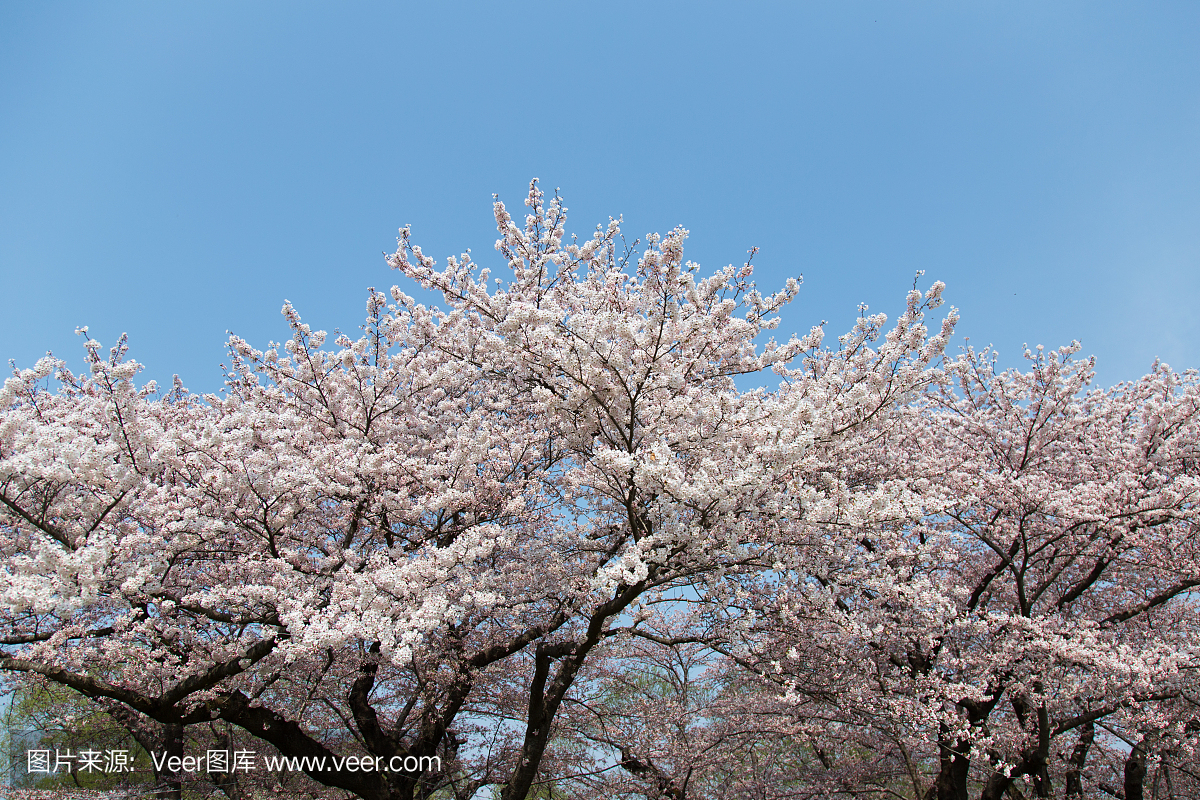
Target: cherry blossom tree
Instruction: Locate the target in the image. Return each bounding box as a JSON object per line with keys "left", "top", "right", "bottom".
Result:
{"left": 724, "top": 345, "right": 1200, "bottom": 800}
{"left": 0, "top": 181, "right": 956, "bottom": 800}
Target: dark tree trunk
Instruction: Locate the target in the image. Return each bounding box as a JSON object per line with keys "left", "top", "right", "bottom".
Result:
{"left": 1064, "top": 721, "right": 1094, "bottom": 799}
{"left": 210, "top": 725, "right": 243, "bottom": 800}
{"left": 1125, "top": 735, "right": 1149, "bottom": 800}
{"left": 154, "top": 722, "right": 185, "bottom": 800}
{"left": 924, "top": 722, "right": 972, "bottom": 800}
{"left": 925, "top": 691, "right": 1005, "bottom": 800}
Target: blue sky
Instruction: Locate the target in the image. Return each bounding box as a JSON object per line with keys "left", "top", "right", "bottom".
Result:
{"left": 2, "top": 2, "right": 1198, "bottom": 393}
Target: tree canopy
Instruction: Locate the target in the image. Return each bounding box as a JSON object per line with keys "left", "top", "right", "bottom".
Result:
{"left": 3, "top": 182, "right": 1198, "bottom": 800}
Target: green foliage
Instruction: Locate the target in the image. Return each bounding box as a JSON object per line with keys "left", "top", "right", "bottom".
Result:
{"left": 1, "top": 679, "right": 154, "bottom": 791}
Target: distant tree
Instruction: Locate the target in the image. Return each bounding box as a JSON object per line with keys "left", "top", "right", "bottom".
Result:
{"left": 719, "top": 345, "right": 1200, "bottom": 799}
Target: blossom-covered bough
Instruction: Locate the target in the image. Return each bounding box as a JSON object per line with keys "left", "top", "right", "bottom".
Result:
{"left": 11, "top": 179, "right": 1191, "bottom": 800}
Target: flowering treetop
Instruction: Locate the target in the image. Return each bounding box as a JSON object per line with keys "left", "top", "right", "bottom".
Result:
{"left": 3, "top": 180, "right": 963, "bottom": 800}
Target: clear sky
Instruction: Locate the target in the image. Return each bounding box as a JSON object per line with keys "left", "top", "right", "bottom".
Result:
{"left": 2, "top": 2, "right": 1198, "bottom": 393}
